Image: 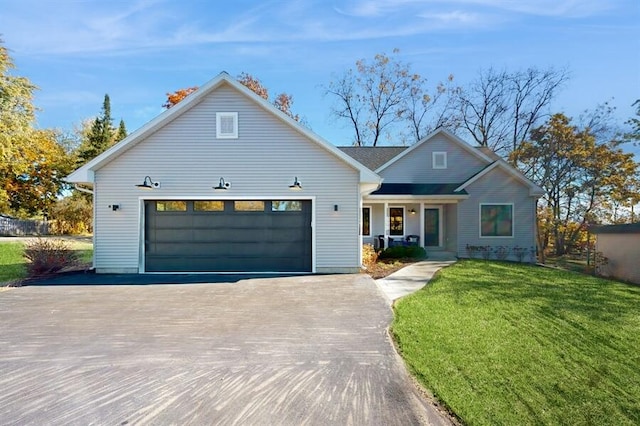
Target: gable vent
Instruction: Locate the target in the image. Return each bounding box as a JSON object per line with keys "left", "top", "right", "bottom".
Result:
{"left": 216, "top": 112, "right": 238, "bottom": 139}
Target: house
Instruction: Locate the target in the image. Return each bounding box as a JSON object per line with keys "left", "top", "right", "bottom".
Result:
{"left": 67, "top": 72, "right": 543, "bottom": 274}
{"left": 340, "top": 132, "right": 544, "bottom": 261}
{"left": 590, "top": 223, "right": 640, "bottom": 284}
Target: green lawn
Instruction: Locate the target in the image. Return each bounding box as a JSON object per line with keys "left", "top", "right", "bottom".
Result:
{"left": 392, "top": 260, "right": 640, "bottom": 426}
{"left": 0, "top": 239, "right": 93, "bottom": 284}
{"left": 0, "top": 242, "right": 26, "bottom": 283}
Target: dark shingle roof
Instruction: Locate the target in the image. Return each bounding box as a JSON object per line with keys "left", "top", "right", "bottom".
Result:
{"left": 590, "top": 223, "right": 640, "bottom": 234}
{"left": 338, "top": 146, "right": 408, "bottom": 171}
{"left": 370, "top": 183, "right": 467, "bottom": 196}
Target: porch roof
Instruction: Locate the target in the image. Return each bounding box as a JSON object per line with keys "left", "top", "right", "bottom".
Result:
{"left": 370, "top": 183, "right": 468, "bottom": 196}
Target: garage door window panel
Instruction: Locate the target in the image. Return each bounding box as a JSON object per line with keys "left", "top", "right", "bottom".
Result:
{"left": 156, "top": 201, "right": 187, "bottom": 212}
{"left": 194, "top": 201, "right": 224, "bottom": 211}
{"left": 234, "top": 201, "right": 265, "bottom": 211}
{"left": 272, "top": 201, "right": 302, "bottom": 211}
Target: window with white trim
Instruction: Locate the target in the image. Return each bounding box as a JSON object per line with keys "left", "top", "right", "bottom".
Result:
{"left": 362, "top": 207, "right": 371, "bottom": 236}
{"left": 480, "top": 204, "right": 513, "bottom": 237}
{"left": 432, "top": 152, "right": 447, "bottom": 169}
{"left": 216, "top": 112, "right": 238, "bottom": 139}
{"left": 389, "top": 207, "right": 404, "bottom": 236}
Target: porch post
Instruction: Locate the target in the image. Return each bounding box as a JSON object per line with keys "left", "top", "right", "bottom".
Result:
{"left": 420, "top": 202, "right": 425, "bottom": 248}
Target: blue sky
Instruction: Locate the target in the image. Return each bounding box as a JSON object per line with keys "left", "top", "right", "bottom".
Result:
{"left": 1, "top": 0, "right": 639, "bottom": 153}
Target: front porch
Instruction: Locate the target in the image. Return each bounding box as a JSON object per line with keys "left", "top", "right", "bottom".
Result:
{"left": 362, "top": 201, "right": 459, "bottom": 255}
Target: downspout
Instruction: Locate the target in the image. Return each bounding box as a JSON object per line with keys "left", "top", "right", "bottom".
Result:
{"left": 74, "top": 184, "right": 94, "bottom": 195}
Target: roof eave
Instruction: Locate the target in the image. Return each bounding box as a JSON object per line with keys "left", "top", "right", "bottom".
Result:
{"left": 365, "top": 194, "right": 469, "bottom": 200}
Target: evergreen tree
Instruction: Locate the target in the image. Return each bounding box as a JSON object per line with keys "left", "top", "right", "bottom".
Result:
{"left": 77, "top": 94, "right": 115, "bottom": 164}
{"left": 115, "top": 119, "right": 127, "bottom": 142}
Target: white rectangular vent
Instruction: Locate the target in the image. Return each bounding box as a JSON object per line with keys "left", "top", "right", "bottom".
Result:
{"left": 216, "top": 112, "right": 238, "bottom": 139}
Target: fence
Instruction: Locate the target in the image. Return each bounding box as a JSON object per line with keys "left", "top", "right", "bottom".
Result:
{"left": 0, "top": 215, "right": 49, "bottom": 236}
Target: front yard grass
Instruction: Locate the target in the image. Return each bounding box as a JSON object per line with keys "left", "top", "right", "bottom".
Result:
{"left": 392, "top": 260, "right": 640, "bottom": 425}
{"left": 0, "top": 238, "right": 93, "bottom": 285}
{"left": 0, "top": 242, "right": 26, "bottom": 283}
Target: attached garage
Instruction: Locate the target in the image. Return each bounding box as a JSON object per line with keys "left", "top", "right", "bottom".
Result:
{"left": 144, "top": 200, "right": 312, "bottom": 273}
{"left": 66, "top": 73, "right": 381, "bottom": 274}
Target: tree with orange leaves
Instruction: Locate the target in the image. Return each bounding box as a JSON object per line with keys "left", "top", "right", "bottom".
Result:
{"left": 163, "top": 73, "right": 300, "bottom": 121}
{"left": 162, "top": 86, "right": 199, "bottom": 109}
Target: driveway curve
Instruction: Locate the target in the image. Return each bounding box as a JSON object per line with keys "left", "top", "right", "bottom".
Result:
{"left": 0, "top": 274, "right": 449, "bottom": 425}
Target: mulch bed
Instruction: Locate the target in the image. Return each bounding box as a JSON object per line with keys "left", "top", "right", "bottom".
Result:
{"left": 362, "top": 259, "right": 418, "bottom": 279}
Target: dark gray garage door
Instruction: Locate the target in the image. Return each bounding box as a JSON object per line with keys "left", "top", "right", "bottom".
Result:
{"left": 145, "top": 200, "right": 312, "bottom": 272}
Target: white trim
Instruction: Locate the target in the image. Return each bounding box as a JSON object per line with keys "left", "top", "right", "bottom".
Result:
{"left": 137, "top": 195, "right": 316, "bottom": 273}
{"left": 216, "top": 112, "right": 238, "bottom": 139}
{"left": 388, "top": 205, "right": 405, "bottom": 238}
{"left": 479, "top": 203, "right": 514, "bottom": 238}
{"left": 375, "top": 128, "right": 493, "bottom": 173}
{"left": 432, "top": 152, "right": 447, "bottom": 169}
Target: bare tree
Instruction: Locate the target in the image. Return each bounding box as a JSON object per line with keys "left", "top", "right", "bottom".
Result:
{"left": 456, "top": 67, "right": 569, "bottom": 156}
{"left": 325, "top": 49, "right": 423, "bottom": 146}
{"left": 404, "top": 74, "right": 460, "bottom": 142}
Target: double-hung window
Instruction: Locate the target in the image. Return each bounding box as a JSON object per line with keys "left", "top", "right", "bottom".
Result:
{"left": 480, "top": 204, "right": 513, "bottom": 237}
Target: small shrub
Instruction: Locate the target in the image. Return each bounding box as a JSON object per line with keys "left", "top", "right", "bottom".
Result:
{"left": 494, "top": 246, "right": 510, "bottom": 261}
{"left": 379, "top": 245, "right": 427, "bottom": 260}
{"left": 23, "top": 238, "right": 80, "bottom": 277}
{"left": 362, "top": 244, "right": 378, "bottom": 267}
{"left": 466, "top": 244, "right": 478, "bottom": 259}
{"left": 513, "top": 246, "right": 528, "bottom": 262}
{"left": 478, "top": 245, "right": 492, "bottom": 260}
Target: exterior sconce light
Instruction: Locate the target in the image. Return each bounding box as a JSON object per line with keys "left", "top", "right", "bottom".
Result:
{"left": 334, "top": 204, "right": 339, "bottom": 212}
{"left": 409, "top": 208, "right": 416, "bottom": 215}
{"left": 289, "top": 176, "right": 302, "bottom": 191}
{"left": 109, "top": 204, "right": 120, "bottom": 211}
{"left": 214, "top": 177, "right": 231, "bottom": 191}
{"left": 135, "top": 176, "right": 160, "bottom": 189}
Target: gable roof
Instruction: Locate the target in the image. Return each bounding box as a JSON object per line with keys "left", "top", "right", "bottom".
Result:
{"left": 374, "top": 128, "right": 493, "bottom": 173}
{"left": 338, "top": 146, "right": 407, "bottom": 171}
{"left": 66, "top": 72, "right": 381, "bottom": 185}
{"left": 455, "top": 160, "right": 545, "bottom": 197}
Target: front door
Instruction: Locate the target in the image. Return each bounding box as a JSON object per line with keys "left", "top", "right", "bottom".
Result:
{"left": 424, "top": 208, "right": 440, "bottom": 247}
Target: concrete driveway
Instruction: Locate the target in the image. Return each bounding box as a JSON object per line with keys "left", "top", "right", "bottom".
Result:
{"left": 0, "top": 274, "right": 449, "bottom": 425}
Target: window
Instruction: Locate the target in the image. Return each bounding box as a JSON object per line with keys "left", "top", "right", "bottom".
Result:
{"left": 216, "top": 112, "right": 238, "bottom": 139}
{"left": 433, "top": 152, "right": 447, "bottom": 169}
{"left": 156, "top": 201, "right": 187, "bottom": 212}
{"left": 234, "top": 201, "right": 264, "bottom": 211}
{"left": 362, "top": 207, "right": 371, "bottom": 236}
{"left": 480, "top": 204, "right": 513, "bottom": 237}
{"left": 194, "top": 201, "right": 224, "bottom": 211}
{"left": 389, "top": 207, "right": 404, "bottom": 236}
{"left": 272, "top": 201, "right": 302, "bottom": 211}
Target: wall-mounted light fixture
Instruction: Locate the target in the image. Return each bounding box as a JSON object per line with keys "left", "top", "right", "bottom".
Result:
{"left": 334, "top": 204, "right": 339, "bottom": 212}
{"left": 409, "top": 208, "right": 416, "bottom": 215}
{"left": 213, "top": 177, "right": 231, "bottom": 191}
{"left": 289, "top": 177, "right": 302, "bottom": 191}
{"left": 135, "top": 176, "right": 160, "bottom": 189}
{"left": 109, "top": 204, "right": 120, "bottom": 211}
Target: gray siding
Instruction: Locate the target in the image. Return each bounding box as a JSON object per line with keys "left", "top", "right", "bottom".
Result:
{"left": 380, "top": 133, "right": 488, "bottom": 184}
{"left": 456, "top": 167, "right": 537, "bottom": 260}
{"left": 93, "top": 84, "right": 361, "bottom": 273}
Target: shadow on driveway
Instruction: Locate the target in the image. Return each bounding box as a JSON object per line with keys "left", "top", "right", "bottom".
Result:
{"left": 24, "top": 270, "right": 300, "bottom": 286}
